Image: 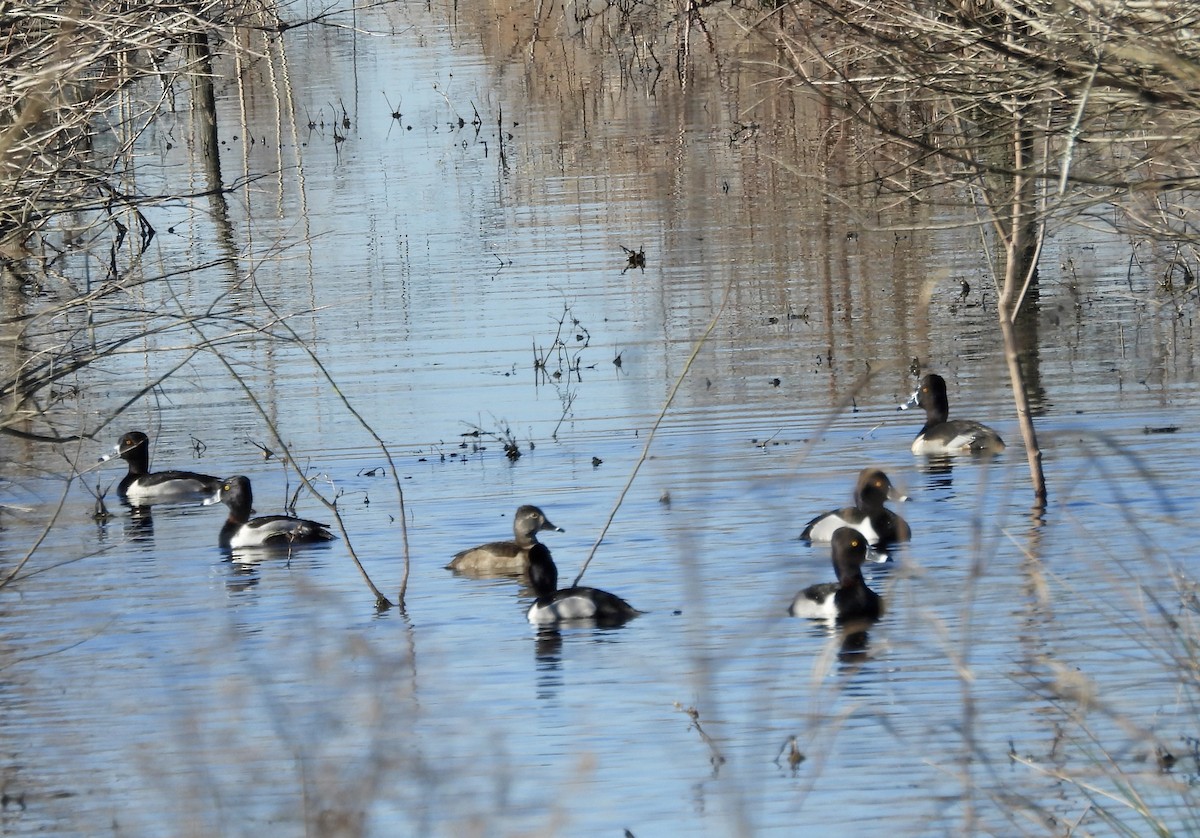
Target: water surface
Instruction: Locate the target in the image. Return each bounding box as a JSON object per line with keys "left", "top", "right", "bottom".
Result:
{"left": 1, "top": 3, "right": 1199, "bottom": 836}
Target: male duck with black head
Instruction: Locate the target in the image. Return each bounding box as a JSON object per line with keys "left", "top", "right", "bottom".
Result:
{"left": 204, "top": 475, "right": 335, "bottom": 549}
{"left": 101, "top": 431, "right": 223, "bottom": 504}
{"left": 902, "top": 373, "right": 1005, "bottom": 455}
{"left": 800, "top": 467, "right": 910, "bottom": 550}
{"left": 447, "top": 504, "right": 563, "bottom": 575}
{"left": 525, "top": 543, "right": 641, "bottom": 627}
{"left": 789, "top": 528, "right": 883, "bottom": 625}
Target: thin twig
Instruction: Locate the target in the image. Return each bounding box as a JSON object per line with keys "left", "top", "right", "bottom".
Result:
{"left": 573, "top": 277, "right": 732, "bottom": 586}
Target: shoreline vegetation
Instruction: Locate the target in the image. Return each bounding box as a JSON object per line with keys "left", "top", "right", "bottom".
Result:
{"left": 1, "top": 0, "right": 1198, "bottom": 833}
{"left": 7, "top": 0, "right": 1200, "bottom": 492}
{"left": 0, "top": 1, "right": 408, "bottom": 606}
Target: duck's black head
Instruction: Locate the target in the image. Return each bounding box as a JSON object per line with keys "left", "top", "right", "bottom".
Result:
{"left": 830, "top": 527, "right": 869, "bottom": 583}
{"left": 854, "top": 468, "right": 905, "bottom": 510}
{"left": 112, "top": 431, "right": 151, "bottom": 473}
{"left": 915, "top": 374, "right": 950, "bottom": 422}
{"left": 204, "top": 475, "right": 254, "bottom": 521}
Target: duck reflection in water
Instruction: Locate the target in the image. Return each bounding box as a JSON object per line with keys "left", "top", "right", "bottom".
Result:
{"left": 125, "top": 504, "right": 156, "bottom": 540}
{"left": 835, "top": 622, "right": 875, "bottom": 663}
{"left": 531, "top": 621, "right": 642, "bottom": 701}
{"left": 534, "top": 628, "right": 564, "bottom": 701}
{"left": 95, "top": 501, "right": 156, "bottom": 545}
{"left": 223, "top": 563, "right": 262, "bottom": 595}
{"left": 916, "top": 454, "right": 956, "bottom": 488}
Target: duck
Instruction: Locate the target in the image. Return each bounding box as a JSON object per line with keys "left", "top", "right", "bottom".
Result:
{"left": 901, "top": 373, "right": 1005, "bottom": 455}
{"left": 800, "top": 467, "right": 911, "bottom": 548}
{"left": 100, "top": 431, "right": 223, "bottom": 504}
{"left": 525, "top": 543, "right": 641, "bottom": 626}
{"left": 447, "top": 505, "right": 563, "bottom": 574}
{"left": 203, "top": 475, "right": 335, "bottom": 549}
{"left": 789, "top": 527, "right": 883, "bottom": 623}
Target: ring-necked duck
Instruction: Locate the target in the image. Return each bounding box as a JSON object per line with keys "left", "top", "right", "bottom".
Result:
{"left": 901, "top": 373, "right": 1005, "bottom": 454}
{"left": 800, "top": 467, "right": 911, "bottom": 548}
{"left": 100, "top": 431, "right": 223, "bottom": 504}
{"left": 525, "top": 543, "right": 641, "bottom": 626}
{"left": 789, "top": 528, "right": 883, "bottom": 623}
{"left": 447, "top": 505, "right": 563, "bottom": 574}
{"left": 203, "top": 475, "right": 335, "bottom": 549}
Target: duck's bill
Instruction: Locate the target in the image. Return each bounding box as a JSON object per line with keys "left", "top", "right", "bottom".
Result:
{"left": 97, "top": 444, "right": 121, "bottom": 463}
{"left": 867, "top": 547, "right": 890, "bottom": 563}
{"left": 202, "top": 488, "right": 222, "bottom": 506}
{"left": 898, "top": 389, "right": 919, "bottom": 411}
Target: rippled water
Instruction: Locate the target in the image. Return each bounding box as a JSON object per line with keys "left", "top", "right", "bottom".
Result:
{"left": 2, "top": 3, "right": 1200, "bottom": 836}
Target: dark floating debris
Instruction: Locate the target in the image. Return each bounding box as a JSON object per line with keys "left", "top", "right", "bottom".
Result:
{"left": 730, "top": 121, "right": 759, "bottom": 144}
{"left": 384, "top": 91, "right": 402, "bottom": 122}
{"left": 775, "top": 736, "right": 806, "bottom": 771}
{"left": 621, "top": 245, "right": 645, "bottom": 273}
{"left": 246, "top": 438, "right": 274, "bottom": 460}
{"left": 452, "top": 422, "right": 523, "bottom": 462}
{"left": 1143, "top": 426, "right": 1180, "bottom": 434}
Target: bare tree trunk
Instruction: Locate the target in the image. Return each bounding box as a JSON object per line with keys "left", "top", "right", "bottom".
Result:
{"left": 997, "top": 115, "right": 1047, "bottom": 508}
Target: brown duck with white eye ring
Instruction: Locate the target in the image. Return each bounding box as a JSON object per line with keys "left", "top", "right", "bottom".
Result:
{"left": 447, "top": 505, "right": 563, "bottom": 575}
{"left": 99, "top": 430, "right": 222, "bottom": 505}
